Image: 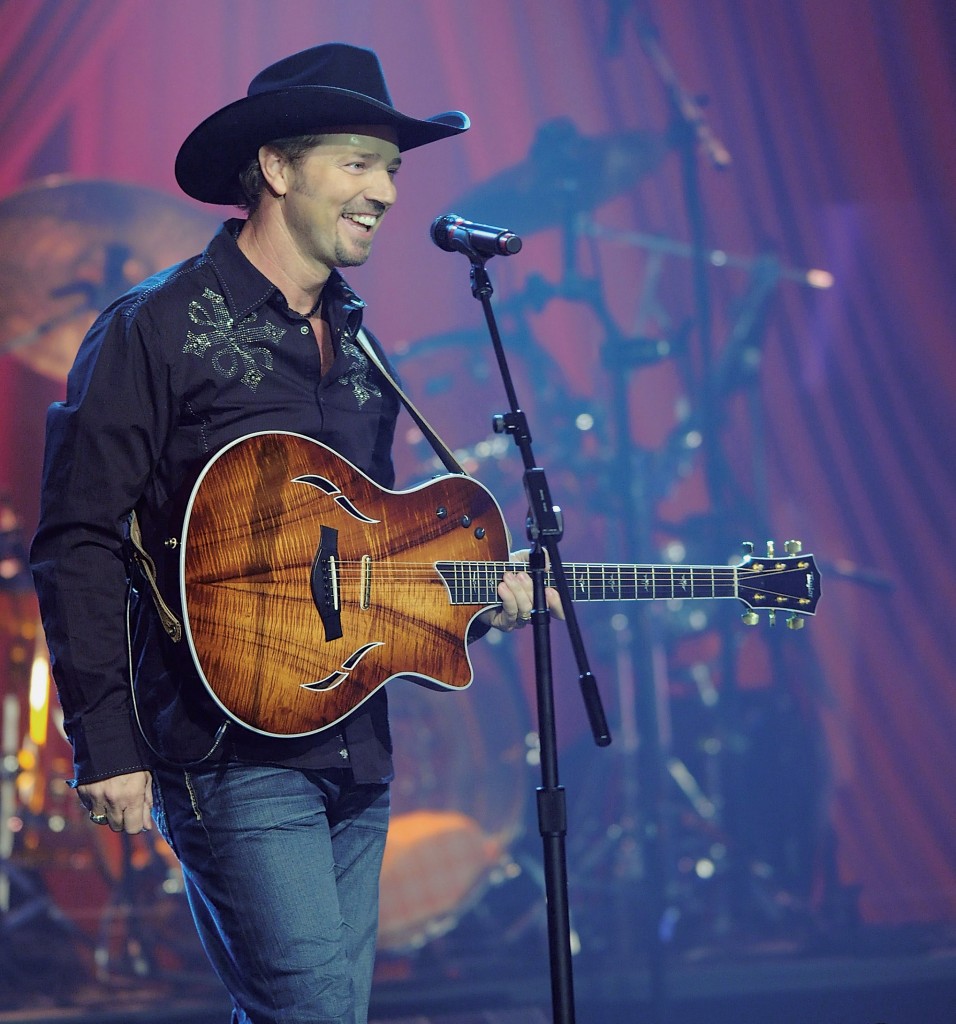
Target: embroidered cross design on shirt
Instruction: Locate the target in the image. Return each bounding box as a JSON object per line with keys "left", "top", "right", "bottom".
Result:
{"left": 184, "top": 288, "right": 286, "bottom": 391}
{"left": 338, "top": 333, "right": 382, "bottom": 408}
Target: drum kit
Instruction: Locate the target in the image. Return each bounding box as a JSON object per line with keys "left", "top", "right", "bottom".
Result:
{"left": 0, "top": 116, "right": 826, "bottom": 988}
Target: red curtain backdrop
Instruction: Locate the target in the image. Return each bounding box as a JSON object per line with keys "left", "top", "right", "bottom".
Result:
{"left": 1, "top": 0, "right": 954, "bottom": 929}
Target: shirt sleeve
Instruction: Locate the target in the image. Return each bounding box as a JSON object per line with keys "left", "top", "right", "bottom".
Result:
{"left": 30, "top": 299, "right": 171, "bottom": 784}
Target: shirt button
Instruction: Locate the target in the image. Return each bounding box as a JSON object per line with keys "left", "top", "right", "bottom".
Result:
{"left": 300, "top": 325, "right": 310, "bottom": 334}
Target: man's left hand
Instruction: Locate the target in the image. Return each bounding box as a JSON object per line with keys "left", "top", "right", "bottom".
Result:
{"left": 478, "top": 551, "right": 565, "bottom": 633}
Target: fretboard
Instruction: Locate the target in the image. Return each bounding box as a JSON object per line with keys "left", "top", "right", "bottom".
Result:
{"left": 435, "top": 561, "right": 739, "bottom": 605}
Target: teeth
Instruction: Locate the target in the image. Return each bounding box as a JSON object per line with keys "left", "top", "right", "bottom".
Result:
{"left": 345, "top": 214, "right": 377, "bottom": 228}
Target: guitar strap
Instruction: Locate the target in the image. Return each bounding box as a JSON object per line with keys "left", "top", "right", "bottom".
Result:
{"left": 128, "top": 510, "right": 183, "bottom": 642}
{"left": 355, "top": 328, "right": 469, "bottom": 477}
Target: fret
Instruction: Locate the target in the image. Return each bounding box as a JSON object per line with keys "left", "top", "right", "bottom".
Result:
{"left": 436, "top": 561, "right": 751, "bottom": 606}
{"left": 482, "top": 561, "right": 495, "bottom": 604}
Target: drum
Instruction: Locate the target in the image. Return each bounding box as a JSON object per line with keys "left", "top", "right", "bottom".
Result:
{"left": 379, "top": 638, "right": 532, "bottom": 951}
{"left": 378, "top": 325, "right": 590, "bottom": 951}
{"left": 389, "top": 324, "right": 596, "bottom": 508}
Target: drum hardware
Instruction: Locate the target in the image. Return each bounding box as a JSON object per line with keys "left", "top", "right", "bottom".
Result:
{"left": 91, "top": 830, "right": 198, "bottom": 983}
{"left": 1, "top": 589, "right": 92, "bottom": 968}
{"left": 379, "top": 641, "right": 533, "bottom": 955}
{"left": 583, "top": 223, "right": 835, "bottom": 292}
{"left": 393, "top": 85, "right": 840, "bottom": 972}
{"left": 0, "top": 131, "right": 845, "bottom": 999}
{"left": 0, "top": 181, "right": 219, "bottom": 991}
{"left": 1, "top": 448, "right": 198, "bottom": 993}
{"left": 429, "top": 29, "right": 841, "bottom": 1002}
{"left": 1, "top": 499, "right": 42, "bottom": 917}
{"left": 1, "top": 695, "right": 21, "bottom": 916}
{"left": 449, "top": 117, "right": 669, "bottom": 238}
{"left": 391, "top": 315, "right": 600, "bottom": 508}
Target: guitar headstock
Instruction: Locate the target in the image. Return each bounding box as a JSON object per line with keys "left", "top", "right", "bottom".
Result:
{"left": 737, "top": 540, "right": 821, "bottom": 627}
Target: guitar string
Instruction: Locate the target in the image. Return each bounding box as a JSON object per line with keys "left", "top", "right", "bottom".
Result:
{"left": 315, "top": 562, "right": 783, "bottom": 576}
{"left": 302, "top": 562, "right": 802, "bottom": 600}
{"left": 310, "top": 565, "right": 742, "bottom": 580}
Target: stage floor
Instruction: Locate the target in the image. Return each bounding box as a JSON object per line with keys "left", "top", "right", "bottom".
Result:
{"left": 1, "top": 919, "right": 955, "bottom": 1024}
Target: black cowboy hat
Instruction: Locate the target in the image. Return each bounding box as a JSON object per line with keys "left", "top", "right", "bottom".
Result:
{"left": 175, "top": 43, "right": 470, "bottom": 205}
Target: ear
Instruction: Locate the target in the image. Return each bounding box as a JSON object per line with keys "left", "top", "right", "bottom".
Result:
{"left": 258, "top": 145, "right": 290, "bottom": 198}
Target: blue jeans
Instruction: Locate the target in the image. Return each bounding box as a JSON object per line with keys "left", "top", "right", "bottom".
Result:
{"left": 152, "top": 763, "right": 389, "bottom": 1024}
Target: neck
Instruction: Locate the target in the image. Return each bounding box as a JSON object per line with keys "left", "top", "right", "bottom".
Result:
{"left": 237, "top": 212, "right": 330, "bottom": 316}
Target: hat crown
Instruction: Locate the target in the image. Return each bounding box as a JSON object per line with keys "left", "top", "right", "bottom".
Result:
{"left": 176, "top": 43, "right": 467, "bottom": 204}
{"left": 247, "top": 43, "right": 393, "bottom": 107}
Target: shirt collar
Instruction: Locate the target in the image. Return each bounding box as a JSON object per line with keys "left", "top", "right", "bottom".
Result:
{"left": 205, "top": 219, "right": 367, "bottom": 325}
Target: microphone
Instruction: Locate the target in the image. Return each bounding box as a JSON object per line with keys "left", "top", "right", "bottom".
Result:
{"left": 430, "top": 214, "right": 522, "bottom": 258}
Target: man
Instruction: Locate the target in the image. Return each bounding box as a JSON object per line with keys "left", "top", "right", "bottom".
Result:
{"left": 31, "top": 44, "right": 559, "bottom": 1024}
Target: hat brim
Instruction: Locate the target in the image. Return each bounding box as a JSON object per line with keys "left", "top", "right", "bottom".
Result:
{"left": 175, "top": 86, "right": 470, "bottom": 205}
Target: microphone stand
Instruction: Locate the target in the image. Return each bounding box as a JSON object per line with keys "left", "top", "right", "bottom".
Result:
{"left": 454, "top": 245, "right": 611, "bottom": 1024}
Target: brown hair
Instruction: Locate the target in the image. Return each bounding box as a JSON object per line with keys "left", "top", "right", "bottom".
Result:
{"left": 236, "top": 134, "right": 327, "bottom": 212}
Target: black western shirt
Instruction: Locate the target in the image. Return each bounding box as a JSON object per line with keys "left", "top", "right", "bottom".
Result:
{"left": 31, "top": 220, "right": 400, "bottom": 785}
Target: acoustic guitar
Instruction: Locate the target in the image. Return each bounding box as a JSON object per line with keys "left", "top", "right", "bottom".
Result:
{"left": 181, "top": 431, "right": 820, "bottom": 737}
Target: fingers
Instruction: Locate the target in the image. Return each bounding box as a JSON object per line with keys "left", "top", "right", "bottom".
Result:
{"left": 546, "top": 585, "right": 566, "bottom": 621}
{"left": 508, "top": 549, "right": 565, "bottom": 621}
{"left": 496, "top": 572, "right": 534, "bottom": 630}
{"left": 78, "top": 771, "right": 153, "bottom": 834}
{"left": 490, "top": 571, "right": 565, "bottom": 631}
{"left": 478, "top": 551, "right": 567, "bottom": 633}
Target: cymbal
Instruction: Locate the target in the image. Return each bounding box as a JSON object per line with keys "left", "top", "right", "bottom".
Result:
{"left": 0, "top": 176, "right": 217, "bottom": 381}
{"left": 449, "top": 117, "right": 668, "bottom": 235}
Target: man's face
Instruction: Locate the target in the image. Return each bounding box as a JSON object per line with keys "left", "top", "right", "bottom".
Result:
{"left": 279, "top": 126, "right": 401, "bottom": 271}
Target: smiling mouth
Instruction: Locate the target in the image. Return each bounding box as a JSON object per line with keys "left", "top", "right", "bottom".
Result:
{"left": 342, "top": 212, "right": 379, "bottom": 232}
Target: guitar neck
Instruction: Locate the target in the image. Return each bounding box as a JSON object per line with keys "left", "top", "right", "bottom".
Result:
{"left": 437, "top": 561, "right": 742, "bottom": 605}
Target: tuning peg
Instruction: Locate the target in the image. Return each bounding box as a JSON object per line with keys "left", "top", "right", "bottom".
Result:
{"left": 787, "top": 615, "right": 805, "bottom": 630}
{"left": 766, "top": 541, "right": 775, "bottom": 558}
{"left": 785, "top": 539, "right": 803, "bottom": 555}
{"left": 741, "top": 611, "right": 759, "bottom": 626}
{"left": 768, "top": 609, "right": 777, "bottom": 626}
{"left": 742, "top": 541, "right": 754, "bottom": 557}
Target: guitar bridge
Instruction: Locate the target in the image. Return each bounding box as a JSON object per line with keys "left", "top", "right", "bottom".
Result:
{"left": 311, "top": 525, "right": 342, "bottom": 641}
{"left": 360, "top": 554, "right": 372, "bottom": 610}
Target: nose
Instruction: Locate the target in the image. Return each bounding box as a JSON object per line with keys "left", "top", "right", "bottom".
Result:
{"left": 366, "top": 167, "right": 397, "bottom": 209}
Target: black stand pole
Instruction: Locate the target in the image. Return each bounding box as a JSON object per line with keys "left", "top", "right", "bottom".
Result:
{"left": 457, "top": 248, "right": 611, "bottom": 1024}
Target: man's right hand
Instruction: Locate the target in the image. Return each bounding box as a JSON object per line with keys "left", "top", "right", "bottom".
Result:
{"left": 77, "top": 770, "right": 153, "bottom": 834}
